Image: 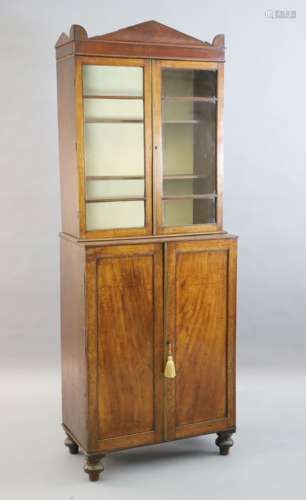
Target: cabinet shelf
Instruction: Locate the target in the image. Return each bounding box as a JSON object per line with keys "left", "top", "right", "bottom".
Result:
{"left": 86, "top": 196, "right": 145, "bottom": 203}
{"left": 163, "top": 120, "right": 200, "bottom": 124}
{"left": 163, "top": 174, "right": 207, "bottom": 180}
{"left": 85, "top": 119, "right": 143, "bottom": 124}
{"left": 162, "top": 194, "right": 217, "bottom": 200}
{"left": 86, "top": 175, "right": 144, "bottom": 181}
{"left": 83, "top": 95, "right": 143, "bottom": 100}
{"left": 162, "top": 96, "right": 217, "bottom": 103}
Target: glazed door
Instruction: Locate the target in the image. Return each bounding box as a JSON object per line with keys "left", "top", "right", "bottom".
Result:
{"left": 76, "top": 57, "right": 152, "bottom": 239}
{"left": 153, "top": 60, "right": 223, "bottom": 235}
{"left": 165, "top": 239, "right": 236, "bottom": 440}
{"left": 86, "top": 243, "right": 164, "bottom": 451}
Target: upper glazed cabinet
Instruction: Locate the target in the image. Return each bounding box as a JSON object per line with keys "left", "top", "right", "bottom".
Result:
{"left": 56, "top": 21, "right": 224, "bottom": 239}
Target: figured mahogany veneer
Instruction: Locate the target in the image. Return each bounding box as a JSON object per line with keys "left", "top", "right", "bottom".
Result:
{"left": 56, "top": 21, "right": 237, "bottom": 482}
{"left": 166, "top": 239, "right": 236, "bottom": 439}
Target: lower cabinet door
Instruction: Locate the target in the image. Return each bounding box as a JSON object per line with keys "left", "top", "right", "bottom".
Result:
{"left": 165, "top": 239, "right": 237, "bottom": 440}
{"left": 86, "top": 243, "right": 164, "bottom": 451}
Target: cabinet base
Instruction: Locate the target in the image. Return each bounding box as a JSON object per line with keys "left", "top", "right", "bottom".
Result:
{"left": 63, "top": 426, "right": 236, "bottom": 480}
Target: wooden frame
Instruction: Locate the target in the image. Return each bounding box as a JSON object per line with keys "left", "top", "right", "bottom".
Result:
{"left": 75, "top": 56, "right": 153, "bottom": 239}
{"left": 153, "top": 59, "right": 224, "bottom": 235}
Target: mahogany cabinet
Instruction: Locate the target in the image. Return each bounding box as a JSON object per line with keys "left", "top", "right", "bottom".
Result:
{"left": 56, "top": 20, "right": 237, "bottom": 481}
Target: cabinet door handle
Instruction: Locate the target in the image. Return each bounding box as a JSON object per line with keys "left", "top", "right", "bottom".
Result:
{"left": 164, "top": 342, "right": 176, "bottom": 379}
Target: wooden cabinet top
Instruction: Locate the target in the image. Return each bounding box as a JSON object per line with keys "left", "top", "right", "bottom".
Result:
{"left": 55, "top": 20, "right": 225, "bottom": 62}
{"left": 56, "top": 21, "right": 226, "bottom": 240}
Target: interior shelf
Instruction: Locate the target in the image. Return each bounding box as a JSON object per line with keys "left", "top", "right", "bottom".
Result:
{"left": 162, "top": 96, "right": 217, "bottom": 103}
{"left": 86, "top": 175, "right": 144, "bottom": 181}
{"left": 86, "top": 196, "right": 145, "bottom": 203}
{"left": 162, "top": 120, "right": 200, "bottom": 124}
{"left": 83, "top": 95, "right": 143, "bottom": 100}
{"left": 162, "top": 194, "right": 217, "bottom": 200}
{"left": 163, "top": 174, "right": 208, "bottom": 180}
{"left": 85, "top": 119, "right": 143, "bottom": 124}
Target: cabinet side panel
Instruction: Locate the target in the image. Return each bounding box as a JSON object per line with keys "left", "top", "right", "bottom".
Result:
{"left": 57, "top": 56, "right": 79, "bottom": 236}
{"left": 60, "top": 238, "right": 87, "bottom": 446}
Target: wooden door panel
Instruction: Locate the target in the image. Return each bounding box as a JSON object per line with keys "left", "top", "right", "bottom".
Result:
{"left": 166, "top": 239, "right": 236, "bottom": 440}
{"left": 176, "top": 249, "right": 227, "bottom": 426}
{"left": 86, "top": 244, "right": 163, "bottom": 452}
{"left": 98, "top": 255, "right": 154, "bottom": 439}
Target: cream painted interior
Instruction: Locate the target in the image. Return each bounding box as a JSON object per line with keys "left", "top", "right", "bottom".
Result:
{"left": 84, "top": 122, "right": 144, "bottom": 176}
{"left": 162, "top": 124, "right": 194, "bottom": 176}
{"left": 162, "top": 70, "right": 194, "bottom": 175}
{"left": 162, "top": 70, "right": 194, "bottom": 225}
{"left": 163, "top": 179, "right": 193, "bottom": 196}
{"left": 83, "top": 64, "right": 145, "bottom": 230}
{"left": 164, "top": 198, "right": 215, "bottom": 226}
{"left": 83, "top": 65, "right": 143, "bottom": 96}
{"left": 84, "top": 98, "right": 143, "bottom": 121}
{"left": 163, "top": 199, "right": 193, "bottom": 226}
{"left": 83, "top": 65, "right": 216, "bottom": 230}
{"left": 161, "top": 69, "right": 217, "bottom": 226}
{"left": 86, "top": 201, "right": 144, "bottom": 230}
{"left": 86, "top": 179, "right": 144, "bottom": 199}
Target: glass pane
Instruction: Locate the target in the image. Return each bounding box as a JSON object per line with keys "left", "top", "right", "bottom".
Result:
{"left": 163, "top": 199, "right": 216, "bottom": 226}
{"left": 161, "top": 68, "right": 217, "bottom": 226}
{"left": 83, "top": 65, "right": 143, "bottom": 96}
{"left": 163, "top": 123, "right": 195, "bottom": 176}
{"left": 162, "top": 69, "right": 216, "bottom": 98}
{"left": 164, "top": 178, "right": 213, "bottom": 196}
{"left": 86, "top": 201, "right": 144, "bottom": 230}
{"left": 82, "top": 64, "right": 146, "bottom": 232}
{"left": 86, "top": 179, "right": 144, "bottom": 199}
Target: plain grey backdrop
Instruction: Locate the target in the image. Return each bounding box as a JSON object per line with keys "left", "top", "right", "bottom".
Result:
{"left": 1, "top": 1, "right": 305, "bottom": 499}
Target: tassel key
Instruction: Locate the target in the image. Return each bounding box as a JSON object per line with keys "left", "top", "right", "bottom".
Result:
{"left": 164, "top": 343, "right": 176, "bottom": 379}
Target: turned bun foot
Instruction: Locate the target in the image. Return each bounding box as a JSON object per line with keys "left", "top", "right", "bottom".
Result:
{"left": 64, "top": 435, "right": 79, "bottom": 455}
{"left": 84, "top": 455, "right": 105, "bottom": 482}
{"left": 215, "top": 431, "right": 234, "bottom": 455}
